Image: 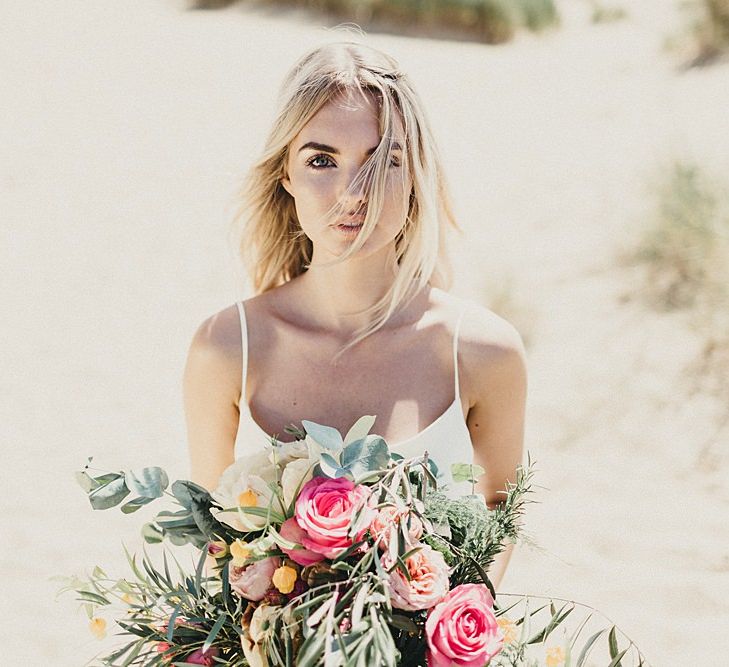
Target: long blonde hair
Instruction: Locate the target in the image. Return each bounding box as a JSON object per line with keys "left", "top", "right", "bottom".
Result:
{"left": 233, "top": 41, "right": 460, "bottom": 355}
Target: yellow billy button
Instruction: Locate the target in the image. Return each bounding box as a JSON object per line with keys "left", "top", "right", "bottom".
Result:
{"left": 496, "top": 616, "right": 517, "bottom": 644}
{"left": 272, "top": 565, "right": 298, "bottom": 594}
{"left": 89, "top": 617, "right": 107, "bottom": 640}
{"left": 546, "top": 646, "right": 566, "bottom": 667}
{"left": 237, "top": 488, "right": 258, "bottom": 507}
{"left": 230, "top": 539, "right": 251, "bottom": 566}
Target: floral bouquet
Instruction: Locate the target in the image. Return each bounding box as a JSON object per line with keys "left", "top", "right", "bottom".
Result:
{"left": 62, "top": 416, "right": 650, "bottom": 666}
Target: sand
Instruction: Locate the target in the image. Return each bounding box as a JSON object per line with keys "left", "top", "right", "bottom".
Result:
{"left": 2, "top": 0, "right": 728, "bottom": 663}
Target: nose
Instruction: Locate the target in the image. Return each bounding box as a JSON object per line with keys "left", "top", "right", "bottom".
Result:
{"left": 339, "top": 166, "right": 368, "bottom": 215}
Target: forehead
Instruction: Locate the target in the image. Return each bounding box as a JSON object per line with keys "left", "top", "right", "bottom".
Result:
{"left": 292, "top": 89, "right": 404, "bottom": 150}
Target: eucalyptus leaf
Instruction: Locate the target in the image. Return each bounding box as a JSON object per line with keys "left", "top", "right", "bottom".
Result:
{"left": 125, "top": 467, "right": 169, "bottom": 499}
{"left": 88, "top": 475, "right": 130, "bottom": 510}
{"left": 75, "top": 470, "right": 97, "bottom": 493}
{"left": 141, "top": 522, "right": 164, "bottom": 544}
{"left": 121, "top": 496, "right": 154, "bottom": 514}
{"left": 302, "top": 420, "right": 344, "bottom": 452}
{"left": 319, "top": 452, "right": 350, "bottom": 479}
{"left": 450, "top": 462, "right": 485, "bottom": 484}
{"left": 343, "top": 415, "right": 376, "bottom": 445}
{"left": 341, "top": 436, "right": 389, "bottom": 479}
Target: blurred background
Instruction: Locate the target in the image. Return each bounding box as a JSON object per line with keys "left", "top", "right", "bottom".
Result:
{"left": 2, "top": 0, "right": 728, "bottom": 663}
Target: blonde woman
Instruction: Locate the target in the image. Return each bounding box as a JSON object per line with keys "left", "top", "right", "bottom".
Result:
{"left": 183, "top": 42, "right": 527, "bottom": 590}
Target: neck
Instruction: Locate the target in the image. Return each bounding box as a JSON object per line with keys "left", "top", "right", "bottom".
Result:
{"left": 294, "top": 243, "right": 402, "bottom": 334}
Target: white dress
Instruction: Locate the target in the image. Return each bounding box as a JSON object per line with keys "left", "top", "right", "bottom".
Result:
{"left": 233, "top": 300, "right": 475, "bottom": 496}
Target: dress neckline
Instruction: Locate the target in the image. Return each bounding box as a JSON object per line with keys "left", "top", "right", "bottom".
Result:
{"left": 241, "top": 393, "right": 463, "bottom": 450}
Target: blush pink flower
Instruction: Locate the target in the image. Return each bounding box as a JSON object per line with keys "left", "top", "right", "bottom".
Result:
{"left": 184, "top": 647, "right": 220, "bottom": 665}
{"left": 369, "top": 505, "right": 424, "bottom": 550}
{"left": 294, "top": 477, "right": 374, "bottom": 559}
{"left": 229, "top": 556, "right": 280, "bottom": 601}
{"left": 425, "top": 583, "right": 504, "bottom": 667}
{"left": 279, "top": 517, "right": 325, "bottom": 566}
{"left": 383, "top": 545, "right": 450, "bottom": 611}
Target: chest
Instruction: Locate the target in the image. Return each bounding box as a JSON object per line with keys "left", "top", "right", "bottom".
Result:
{"left": 243, "top": 319, "right": 459, "bottom": 443}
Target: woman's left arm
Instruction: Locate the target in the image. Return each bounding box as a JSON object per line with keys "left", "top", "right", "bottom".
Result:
{"left": 462, "top": 310, "right": 528, "bottom": 591}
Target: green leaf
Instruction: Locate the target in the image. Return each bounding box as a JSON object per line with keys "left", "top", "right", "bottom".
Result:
{"left": 88, "top": 475, "right": 130, "bottom": 510}
{"left": 608, "top": 626, "right": 619, "bottom": 658}
{"left": 75, "top": 470, "right": 97, "bottom": 493}
{"left": 341, "top": 436, "right": 390, "bottom": 480}
{"left": 202, "top": 612, "right": 227, "bottom": 653}
{"left": 121, "top": 496, "right": 154, "bottom": 514}
{"left": 450, "top": 462, "right": 485, "bottom": 484}
{"left": 125, "top": 467, "right": 169, "bottom": 499}
{"left": 344, "top": 415, "right": 376, "bottom": 445}
{"left": 141, "top": 522, "right": 164, "bottom": 544}
{"left": 319, "top": 452, "right": 349, "bottom": 479}
{"left": 302, "top": 420, "right": 344, "bottom": 452}
{"left": 575, "top": 629, "right": 605, "bottom": 667}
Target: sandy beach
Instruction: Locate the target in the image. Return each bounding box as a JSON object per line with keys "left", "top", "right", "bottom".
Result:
{"left": 2, "top": 0, "right": 728, "bottom": 663}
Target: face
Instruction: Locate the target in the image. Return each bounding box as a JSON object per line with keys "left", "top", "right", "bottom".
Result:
{"left": 281, "top": 89, "right": 412, "bottom": 261}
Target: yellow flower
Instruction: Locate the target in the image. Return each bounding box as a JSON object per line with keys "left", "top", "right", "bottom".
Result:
{"left": 272, "top": 565, "right": 298, "bottom": 594}
{"left": 237, "top": 488, "right": 258, "bottom": 507}
{"left": 230, "top": 539, "right": 251, "bottom": 566}
{"left": 497, "top": 617, "right": 517, "bottom": 644}
{"left": 89, "top": 617, "right": 107, "bottom": 640}
{"left": 546, "top": 645, "right": 566, "bottom": 667}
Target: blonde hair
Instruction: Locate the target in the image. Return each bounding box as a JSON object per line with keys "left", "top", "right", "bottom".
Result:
{"left": 233, "top": 41, "right": 460, "bottom": 356}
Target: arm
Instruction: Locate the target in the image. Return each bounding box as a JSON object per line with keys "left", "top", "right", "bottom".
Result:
{"left": 463, "top": 312, "right": 528, "bottom": 591}
{"left": 182, "top": 307, "right": 241, "bottom": 491}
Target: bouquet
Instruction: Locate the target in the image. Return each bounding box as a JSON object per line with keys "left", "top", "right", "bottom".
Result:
{"left": 61, "top": 416, "right": 651, "bottom": 666}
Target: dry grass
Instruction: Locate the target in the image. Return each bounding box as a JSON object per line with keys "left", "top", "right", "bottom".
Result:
{"left": 480, "top": 273, "right": 538, "bottom": 349}
{"left": 620, "top": 160, "right": 729, "bottom": 403}
{"left": 668, "top": 0, "right": 729, "bottom": 66}
{"left": 588, "top": 1, "right": 627, "bottom": 24}
{"left": 190, "top": 0, "right": 560, "bottom": 44}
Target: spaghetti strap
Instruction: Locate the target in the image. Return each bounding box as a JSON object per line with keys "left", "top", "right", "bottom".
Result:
{"left": 235, "top": 301, "right": 250, "bottom": 410}
{"left": 452, "top": 304, "right": 468, "bottom": 401}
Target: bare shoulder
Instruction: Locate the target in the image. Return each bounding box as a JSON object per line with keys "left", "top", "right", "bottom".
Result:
{"left": 184, "top": 301, "right": 245, "bottom": 405}
{"left": 431, "top": 289, "right": 528, "bottom": 407}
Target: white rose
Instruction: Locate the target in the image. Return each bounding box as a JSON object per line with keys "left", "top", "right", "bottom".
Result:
{"left": 280, "top": 457, "right": 315, "bottom": 507}
{"left": 211, "top": 453, "right": 277, "bottom": 531}
{"left": 268, "top": 439, "right": 309, "bottom": 467}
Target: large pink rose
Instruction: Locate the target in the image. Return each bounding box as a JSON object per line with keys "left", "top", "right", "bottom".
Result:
{"left": 425, "top": 584, "right": 504, "bottom": 667}
{"left": 229, "top": 556, "right": 280, "bottom": 601}
{"left": 294, "top": 477, "right": 374, "bottom": 559}
{"left": 279, "top": 517, "right": 325, "bottom": 566}
{"left": 383, "top": 545, "right": 450, "bottom": 611}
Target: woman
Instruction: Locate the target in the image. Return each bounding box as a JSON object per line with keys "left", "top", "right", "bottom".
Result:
{"left": 183, "top": 42, "right": 527, "bottom": 590}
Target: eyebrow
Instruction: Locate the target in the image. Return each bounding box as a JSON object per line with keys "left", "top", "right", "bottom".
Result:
{"left": 297, "top": 141, "right": 402, "bottom": 155}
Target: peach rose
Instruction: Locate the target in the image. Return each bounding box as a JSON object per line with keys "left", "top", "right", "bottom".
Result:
{"left": 294, "top": 477, "right": 374, "bottom": 559}
{"left": 229, "top": 556, "right": 280, "bottom": 601}
{"left": 383, "top": 544, "right": 450, "bottom": 611}
{"left": 425, "top": 584, "right": 503, "bottom": 667}
{"left": 369, "top": 505, "right": 423, "bottom": 550}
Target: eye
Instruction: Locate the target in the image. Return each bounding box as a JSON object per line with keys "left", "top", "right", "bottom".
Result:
{"left": 305, "top": 154, "right": 335, "bottom": 169}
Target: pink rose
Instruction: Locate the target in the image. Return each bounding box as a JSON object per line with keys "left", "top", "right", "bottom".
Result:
{"left": 294, "top": 477, "right": 374, "bottom": 559}
{"left": 426, "top": 584, "right": 504, "bottom": 667}
{"left": 383, "top": 545, "right": 450, "bottom": 611}
{"left": 279, "top": 517, "right": 325, "bottom": 566}
{"left": 184, "top": 647, "right": 220, "bottom": 665}
{"left": 229, "top": 556, "right": 280, "bottom": 601}
{"left": 369, "top": 505, "right": 423, "bottom": 550}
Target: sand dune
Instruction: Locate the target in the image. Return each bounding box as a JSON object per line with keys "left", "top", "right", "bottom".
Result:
{"left": 2, "top": 0, "right": 728, "bottom": 663}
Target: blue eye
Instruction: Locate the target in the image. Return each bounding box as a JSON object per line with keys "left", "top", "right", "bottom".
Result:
{"left": 306, "top": 154, "right": 335, "bottom": 169}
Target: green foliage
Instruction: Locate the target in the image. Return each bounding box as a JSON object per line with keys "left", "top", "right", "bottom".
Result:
{"left": 629, "top": 160, "right": 729, "bottom": 310}
{"left": 589, "top": 1, "right": 628, "bottom": 24}
{"left": 192, "top": 0, "right": 559, "bottom": 44}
